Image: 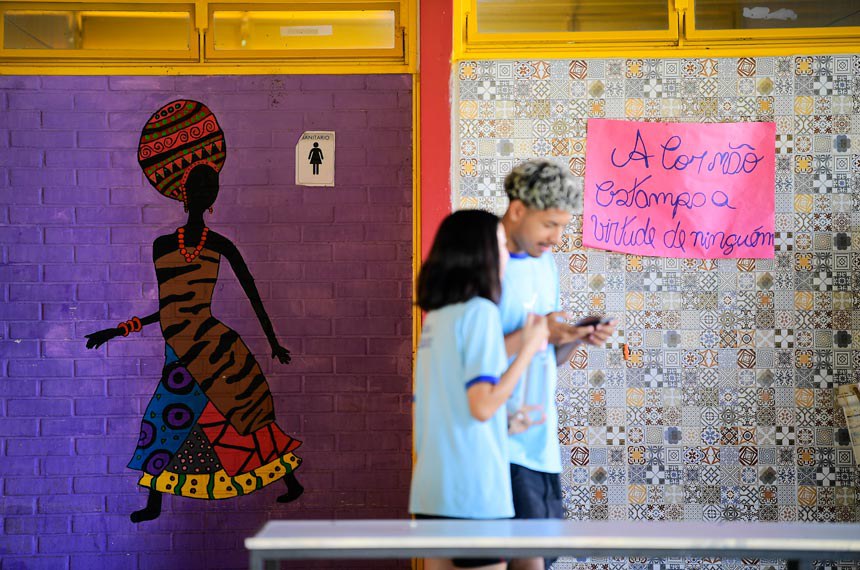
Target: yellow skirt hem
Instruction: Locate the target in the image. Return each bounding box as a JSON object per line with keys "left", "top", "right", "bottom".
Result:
{"left": 137, "top": 452, "right": 301, "bottom": 500}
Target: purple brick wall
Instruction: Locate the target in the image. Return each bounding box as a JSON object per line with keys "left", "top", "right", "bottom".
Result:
{"left": 0, "top": 75, "right": 413, "bottom": 569}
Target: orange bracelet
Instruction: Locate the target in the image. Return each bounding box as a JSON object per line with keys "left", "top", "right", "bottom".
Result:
{"left": 117, "top": 316, "right": 142, "bottom": 336}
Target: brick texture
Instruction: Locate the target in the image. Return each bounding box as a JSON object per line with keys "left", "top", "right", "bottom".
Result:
{"left": 0, "top": 75, "right": 412, "bottom": 570}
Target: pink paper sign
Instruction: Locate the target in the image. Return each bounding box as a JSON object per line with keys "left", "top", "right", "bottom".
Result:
{"left": 582, "top": 119, "right": 775, "bottom": 258}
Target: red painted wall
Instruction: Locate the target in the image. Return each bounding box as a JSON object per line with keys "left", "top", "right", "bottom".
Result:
{"left": 419, "top": 0, "right": 454, "bottom": 260}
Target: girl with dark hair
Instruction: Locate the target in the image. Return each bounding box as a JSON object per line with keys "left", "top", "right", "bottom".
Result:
{"left": 409, "top": 210, "right": 549, "bottom": 570}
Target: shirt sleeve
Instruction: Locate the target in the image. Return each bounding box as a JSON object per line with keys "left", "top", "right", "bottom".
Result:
{"left": 459, "top": 300, "right": 508, "bottom": 390}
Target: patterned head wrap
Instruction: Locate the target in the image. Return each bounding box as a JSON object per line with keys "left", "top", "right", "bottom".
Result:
{"left": 138, "top": 100, "right": 226, "bottom": 202}
{"left": 503, "top": 159, "right": 583, "bottom": 213}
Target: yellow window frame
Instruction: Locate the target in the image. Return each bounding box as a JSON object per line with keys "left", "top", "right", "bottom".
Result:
{"left": 464, "top": 0, "right": 679, "bottom": 46}
{"left": 684, "top": 0, "right": 860, "bottom": 42}
{"left": 205, "top": 1, "right": 404, "bottom": 64}
{"left": 454, "top": 0, "right": 860, "bottom": 59}
{"left": 0, "top": 1, "right": 199, "bottom": 61}
{"left": 0, "top": 0, "right": 416, "bottom": 74}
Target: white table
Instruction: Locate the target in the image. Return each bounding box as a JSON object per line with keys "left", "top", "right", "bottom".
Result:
{"left": 246, "top": 519, "right": 860, "bottom": 570}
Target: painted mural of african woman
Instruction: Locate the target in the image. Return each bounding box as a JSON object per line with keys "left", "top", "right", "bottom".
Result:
{"left": 85, "top": 100, "right": 303, "bottom": 523}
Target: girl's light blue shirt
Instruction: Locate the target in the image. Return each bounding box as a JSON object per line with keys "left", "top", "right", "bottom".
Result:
{"left": 408, "top": 297, "right": 513, "bottom": 519}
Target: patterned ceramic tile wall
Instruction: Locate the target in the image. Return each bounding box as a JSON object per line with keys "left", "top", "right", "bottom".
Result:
{"left": 454, "top": 55, "right": 860, "bottom": 568}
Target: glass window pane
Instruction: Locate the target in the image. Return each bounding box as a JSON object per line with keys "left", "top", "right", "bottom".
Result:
{"left": 4, "top": 9, "right": 191, "bottom": 51}
{"left": 695, "top": 0, "right": 860, "bottom": 30}
{"left": 212, "top": 10, "right": 395, "bottom": 51}
{"left": 476, "top": 0, "right": 670, "bottom": 33}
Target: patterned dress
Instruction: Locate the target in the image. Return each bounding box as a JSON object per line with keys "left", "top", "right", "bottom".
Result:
{"left": 129, "top": 244, "right": 301, "bottom": 499}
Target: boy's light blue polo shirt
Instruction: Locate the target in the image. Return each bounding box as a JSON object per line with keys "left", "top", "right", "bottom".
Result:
{"left": 499, "top": 251, "right": 563, "bottom": 475}
{"left": 409, "top": 296, "right": 513, "bottom": 519}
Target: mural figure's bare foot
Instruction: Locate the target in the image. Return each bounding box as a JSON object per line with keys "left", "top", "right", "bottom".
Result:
{"left": 276, "top": 472, "right": 304, "bottom": 503}
{"left": 130, "top": 489, "right": 163, "bottom": 523}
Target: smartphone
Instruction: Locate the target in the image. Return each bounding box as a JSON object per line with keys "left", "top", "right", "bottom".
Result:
{"left": 574, "top": 315, "right": 615, "bottom": 327}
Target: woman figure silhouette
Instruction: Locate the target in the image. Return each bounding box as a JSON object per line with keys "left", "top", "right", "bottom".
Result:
{"left": 85, "top": 100, "right": 303, "bottom": 523}
{"left": 308, "top": 142, "right": 324, "bottom": 175}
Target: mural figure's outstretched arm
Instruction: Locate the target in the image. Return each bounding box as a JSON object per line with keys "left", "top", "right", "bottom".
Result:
{"left": 86, "top": 233, "right": 176, "bottom": 350}
{"left": 212, "top": 232, "right": 291, "bottom": 365}
{"left": 84, "top": 311, "right": 160, "bottom": 349}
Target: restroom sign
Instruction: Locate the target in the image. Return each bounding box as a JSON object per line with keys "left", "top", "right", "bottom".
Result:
{"left": 296, "top": 131, "right": 335, "bottom": 187}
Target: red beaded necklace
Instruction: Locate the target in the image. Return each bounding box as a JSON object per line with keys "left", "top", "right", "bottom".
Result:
{"left": 177, "top": 226, "right": 209, "bottom": 263}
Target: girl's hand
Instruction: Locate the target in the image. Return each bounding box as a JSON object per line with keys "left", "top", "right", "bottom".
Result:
{"left": 85, "top": 328, "right": 121, "bottom": 349}
{"left": 508, "top": 404, "right": 546, "bottom": 435}
{"left": 521, "top": 313, "right": 549, "bottom": 354}
{"left": 271, "top": 344, "right": 292, "bottom": 365}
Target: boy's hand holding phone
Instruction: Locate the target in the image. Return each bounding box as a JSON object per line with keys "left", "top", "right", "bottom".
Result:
{"left": 575, "top": 315, "right": 618, "bottom": 346}
{"left": 545, "top": 311, "right": 604, "bottom": 345}
{"left": 573, "top": 315, "right": 616, "bottom": 327}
